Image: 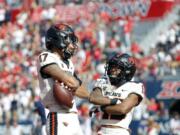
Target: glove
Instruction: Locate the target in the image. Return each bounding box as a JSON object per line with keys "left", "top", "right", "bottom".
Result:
{"left": 89, "top": 106, "right": 101, "bottom": 117}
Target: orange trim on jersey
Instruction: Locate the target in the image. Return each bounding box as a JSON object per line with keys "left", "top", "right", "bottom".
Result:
{"left": 52, "top": 113, "right": 55, "bottom": 135}
{"left": 50, "top": 112, "right": 57, "bottom": 135}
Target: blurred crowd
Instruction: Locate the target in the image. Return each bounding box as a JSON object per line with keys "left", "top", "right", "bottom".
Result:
{"left": 0, "top": 0, "right": 180, "bottom": 135}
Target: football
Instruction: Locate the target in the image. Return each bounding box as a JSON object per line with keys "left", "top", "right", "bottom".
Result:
{"left": 53, "top": 81, "right": 74, "bottom": 108}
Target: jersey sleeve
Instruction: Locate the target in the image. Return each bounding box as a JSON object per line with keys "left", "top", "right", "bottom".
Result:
{"left": 94, "top": 78, "right": 107, "bottom": 90}
{"left": 93, "top": 77, "right": 112, "bottom": 93}
{"left": 38, "top": 52, "right": 58, "bottom": 68}
{"left": 129, "top": 82, "right": 145, "bottom": 101}
{"left": 38, "top": 52, "right": 58, "bottom": 78}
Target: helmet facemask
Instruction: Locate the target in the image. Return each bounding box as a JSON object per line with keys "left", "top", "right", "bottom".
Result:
{"left": 45, "top": 23, "right": 78, "bottom": 60}
{"left": 61, "top": 33, "right": 78, "bottom": 59}
{"left": 106, "top": 61, "right": 126, "bottom": 86}
{"left": 105, "top": 53, "right": 136, "bottom": 86}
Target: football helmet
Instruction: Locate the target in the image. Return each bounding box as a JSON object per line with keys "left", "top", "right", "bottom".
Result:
{"left": 105, "top": 53, "right": 136, "bottom": 86}
{"left": 45, "top": 23, "right": 78, "bottom": 59}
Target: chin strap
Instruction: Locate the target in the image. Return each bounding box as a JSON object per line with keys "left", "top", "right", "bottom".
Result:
{"left": 63, "top": 49, "right": 73, "bottom": 59}
{"left": 110, "top": 76, "right": 127, "bottom": 87}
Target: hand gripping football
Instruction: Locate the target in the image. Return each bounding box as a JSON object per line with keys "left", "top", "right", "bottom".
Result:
{"left": 53, "top": 81, "right": 74, "bottom": 108}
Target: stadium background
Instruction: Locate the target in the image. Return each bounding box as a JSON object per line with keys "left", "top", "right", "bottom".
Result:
{"left": 0, "top": 0, "right": 179, "bottom": 135}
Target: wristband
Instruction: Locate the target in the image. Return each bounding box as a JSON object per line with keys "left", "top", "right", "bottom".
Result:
{"left": 100, "top": 105, "right": 107, "bottom": 112}
{"left": 110, "top": 98, "right": 118, "bottom": 105}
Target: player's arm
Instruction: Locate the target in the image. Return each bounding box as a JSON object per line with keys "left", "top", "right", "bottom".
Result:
{"left": 102, "top": 93, "right": 142, "bottom": 115}
{"left": 72, "top": 73, "right": 90, "bottom": 99}
{"left": 89, "top": 88, "right": 116, "bottom": 106}
{"left": 75, "top": 83, "right": 90, "bottom": 99}
{"left": 42, "top": 64, "right": 80, "bottom": 90}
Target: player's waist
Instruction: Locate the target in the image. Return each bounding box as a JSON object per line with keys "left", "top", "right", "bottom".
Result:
{"left": 102, "top": 113, "right": 125, "bottom": 120}
{"left": 47, "top": 111, "right": 78, "bottom": 116}
{"left": 45, "top": 104, "right": 78, "bottom": 113}
{"left": 100, "top": 124, "right": 131, "bottom": 133}
{"left": 101, "top": 113, "right": 130, "bottom": 129}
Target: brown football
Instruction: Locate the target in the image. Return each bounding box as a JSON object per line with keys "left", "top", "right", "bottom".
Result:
{"left": 53, "top": 81, "right": 73, "bottom": 108}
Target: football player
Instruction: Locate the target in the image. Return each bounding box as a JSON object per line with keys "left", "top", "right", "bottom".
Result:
{"left": 89, "top": 53, "right": 144, "bottom": 135}
{"left": 36, "top": 23, "right": 89, "bottom": 135}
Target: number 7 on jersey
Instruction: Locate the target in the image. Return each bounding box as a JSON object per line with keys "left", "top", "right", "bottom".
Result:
{"left": 39, "top": 53, "right": 48, "bottom": 62}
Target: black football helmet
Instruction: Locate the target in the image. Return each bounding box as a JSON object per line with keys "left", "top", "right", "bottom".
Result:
{"left": 45, "top": 23, "right": 78, "bottom": 59}
{"left": 105, "top": 53, "right": 136, "bottom": 86}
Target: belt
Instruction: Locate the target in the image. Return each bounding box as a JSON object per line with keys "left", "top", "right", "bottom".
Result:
{"left": 47, "top": 111, "right": 77, "bottom": 119}
{"left": 102, "top": 113, "right": 126, "bottom": 120}
{"left": 67, "top": 111, "right": 77, "bottom": 114}
{"left": 101, "top": 125, "right": 131, "bottom": 133}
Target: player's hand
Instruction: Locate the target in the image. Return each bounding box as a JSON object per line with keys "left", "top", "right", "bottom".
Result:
{"left": 59, "top": 81, "right": 76, "bottom": 94}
